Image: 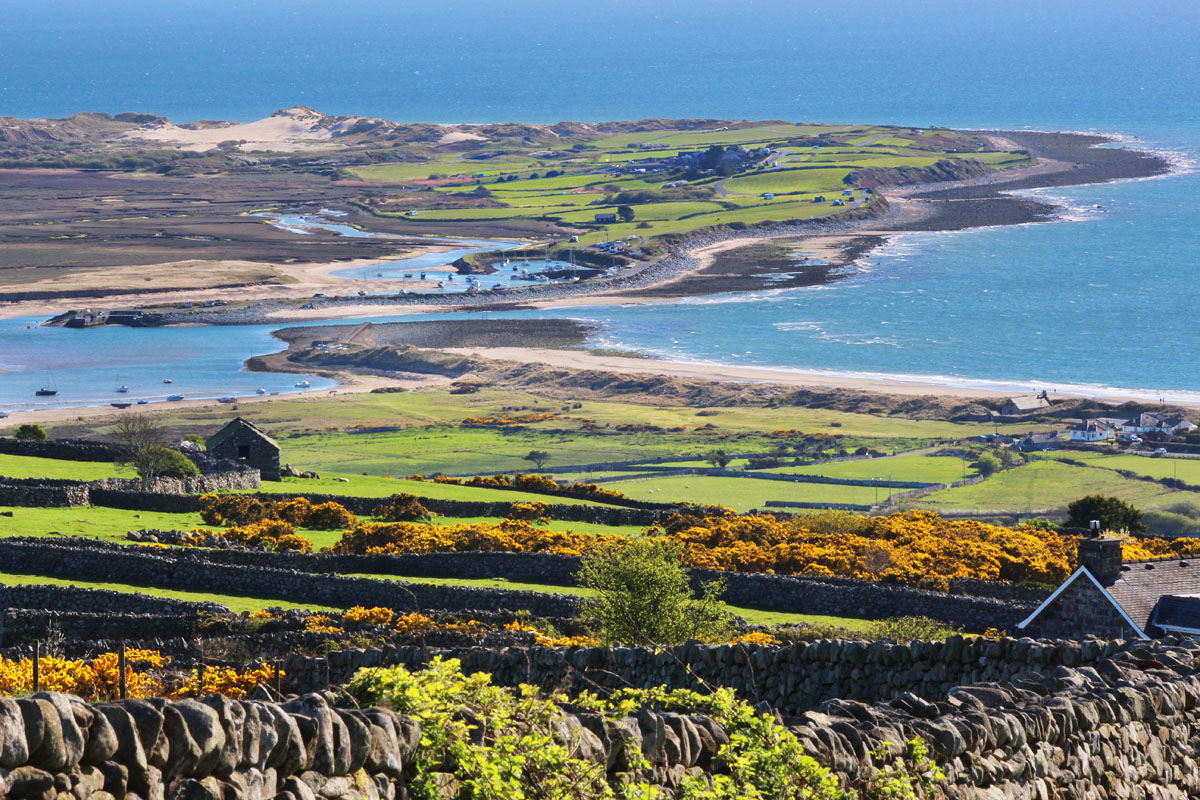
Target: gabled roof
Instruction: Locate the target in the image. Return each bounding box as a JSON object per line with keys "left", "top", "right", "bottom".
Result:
{"left": 1017, "top": 565, "right": 1149, "bottom": 639}
{"left": 205, "top": 417, "right": 279, "bottom": 451}
{"left": 1123, "top": 412, "right": 1165, "bottom": 428}
{"left": 1105, "top": 557, "right": 1200, "bottom": 633}
{"left": 1069, "top": 419, "right": 1111, "bottom": 432}
{"left": 1005, "top": 395, "right": 1050, "bottom": 411}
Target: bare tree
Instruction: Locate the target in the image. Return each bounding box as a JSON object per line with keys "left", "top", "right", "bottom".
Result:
{"left": 112, "top": 414, "right": 171, "bottom": 484}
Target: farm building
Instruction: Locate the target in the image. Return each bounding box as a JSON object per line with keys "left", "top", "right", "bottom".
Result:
{"left": 594, "top": 213, "right": 617, "bottom": 224}
{"left": 1000, "top": 392, "right": 1051, "bottom": 416}
{"left": 206, "top": 417, "right": 281, "bottom": 481}
{"left": 1019, "top": 536, "right": 1200, "bottom": 639}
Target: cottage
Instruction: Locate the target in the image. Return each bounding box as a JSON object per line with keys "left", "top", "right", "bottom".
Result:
{"left": 1120, "top": 412, "right": 1197, "bottom": 437}
{"left": 1011, "top": 432, "right": 1061, "bottom": 452}
{"left": 594, "top": 213, "right": 617, "bottom": 224}
{"left": 1000, "top": 391, "right": 1051, "bottom": 416}
{"left": 1068, "top": 419, "right": 1115, "bottom": 442}
{"left": 1018, "top": 536, "right": 1200, "bottom": 639}
{"left": 205, "top": 417, "right": 281, "bottom": 481}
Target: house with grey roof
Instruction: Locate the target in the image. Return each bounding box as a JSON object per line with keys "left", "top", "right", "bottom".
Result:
{"left": 1120, "top": 413, "right": 1197, "bottom": 437}
{"left": 1018, "top": 536, "right": 1200, "bottom": 639}
{"left": 1001, "top": 392, "right": 1052, "bottom": 416}
{"left": 1068, "top": 419, "right": 1115, "bottom": 442}
{"left": 205, "top": 417, "right": 281, "bottom": 481}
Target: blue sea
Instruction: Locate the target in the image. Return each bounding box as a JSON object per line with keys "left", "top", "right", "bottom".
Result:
{"left": 1, "top": 0, "right": 1199, "bottom": 407}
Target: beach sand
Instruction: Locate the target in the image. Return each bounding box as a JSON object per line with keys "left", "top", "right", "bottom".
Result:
{"left": 438, "top": 347, "right": 1200, "bottom": 408}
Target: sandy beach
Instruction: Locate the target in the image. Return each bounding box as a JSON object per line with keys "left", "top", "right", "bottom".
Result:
{"left": 434, "top": 346, "right": 1200, "bottom": 407}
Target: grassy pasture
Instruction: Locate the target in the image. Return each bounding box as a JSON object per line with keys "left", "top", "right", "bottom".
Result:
{"left": 911, "top": 460, "right": 1199, "bottom": 514}
{"left": 764, "top": 454, "right": 976, "bottom": 484}
{"left": 0, "top": 453, "right": 133, "bottom": 480}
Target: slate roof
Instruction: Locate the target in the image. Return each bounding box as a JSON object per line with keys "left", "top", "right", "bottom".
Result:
{"left": 1005, "top": 395, "right": 1050, "bottom": 412}
{"left": 1147, "top": 594, "right": 1200, "bottom": 633}
{"left": 1102, "top": 557, "right": 1200, "bottom": 633}
{"left": 205, "top": 417, "right": 280, "bottom": 451}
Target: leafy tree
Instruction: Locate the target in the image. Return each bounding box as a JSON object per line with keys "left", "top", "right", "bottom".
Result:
{"left": 576, "top": 538, "right": 734, "bottom": 645}
{"left": 616, "top": 204, "right": 635, "bottom": 222}
{"left": 706, "top": 449, "right": 732, "bottom": 469}
{"left": 12, "top": 424, "right": 46, "bottom": 442}
{"left": 138, "top": 446, "right": 200, "bottom": 480}
{"left": 523, "top": 450, "right": 551, "bottom": 470}
{"left": 974, "top": 452, "right": 1002, "bottom": 477}
{"left": 1065, "top": 494, "right": 1146, "bottom": 533}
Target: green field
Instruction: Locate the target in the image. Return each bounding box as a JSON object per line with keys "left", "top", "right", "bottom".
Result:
{"left": 0, "top": 505, "right": 206, "bottom": 541}
{"left": 764, "top": 453, "right": 976, "bottom": 484}
{"left": 344, "top": 121, "right": 1031, "bottom": 247}
{"left": 599, "top": 474, "right": 881, "bottom": 511}
{"left": 0, "top": 453, "right": 132, "bottom": 480}
{"left": 911, "top": 460, "right": 1200, "bottom": 514}
{"left": 1047, "top": 452, "right": 1200, "bottom": 483}
{"left": 0, "top": 570, "right": 340, "bottom": 613}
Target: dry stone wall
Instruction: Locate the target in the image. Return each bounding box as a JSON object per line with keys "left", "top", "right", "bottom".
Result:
{"left": 19, "top": 537, "right": 1042, "bottom": 630}
{"left": 0, "top": 538, "right": 582, "bottom": 619}
{"left": 0, "top": 470, "right": 259, "bottom": 509}
{"left": 2, "top": 637, "right": 1200, "bottom": 799}
{"left": 281, "top": 635, "right": 1129, "bottom": 713}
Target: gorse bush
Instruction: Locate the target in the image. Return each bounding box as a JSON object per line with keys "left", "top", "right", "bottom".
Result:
{"left": 198, "top": 493, "right": 355, "bottom": 530}
{"left": 332, "top": 519, "right": 619, "bottom": 556}
{"left": 373, "top": 492, "right": 432, "bottom": 522}
{"left": 188, "top": 520, "right": 313, "bottom": 553}
{"left": 346, "top": 658, "right": 941, "bottom": 800}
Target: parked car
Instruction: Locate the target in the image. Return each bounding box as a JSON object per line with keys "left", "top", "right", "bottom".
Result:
{"left": 1153, "top": 448, "right": 1168, "bottom": 456}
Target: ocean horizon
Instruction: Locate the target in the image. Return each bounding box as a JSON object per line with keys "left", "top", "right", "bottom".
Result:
{"left": 0, "top": 0, "right": 1197, "bottom": 406}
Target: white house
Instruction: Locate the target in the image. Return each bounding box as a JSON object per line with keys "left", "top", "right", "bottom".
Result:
{"left": 1120, "top": 413, "right": 1198, "bottom": 436}
{"left": 1069, "top": 419, "right": 1115, "bottom": 442}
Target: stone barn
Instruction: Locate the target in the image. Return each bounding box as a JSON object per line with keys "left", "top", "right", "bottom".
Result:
{"left": 205, "top": 417, "right": 281, "bottom": 481}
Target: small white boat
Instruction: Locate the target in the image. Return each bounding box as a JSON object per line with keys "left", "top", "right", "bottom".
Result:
{"left": 115, "top": 385, "right": 130, "bottom": 393}
{"left": 256, "top": 388, "right": 267, "bottom": 395}
{"left": 295, "top": 380, "right": 311, "bottom": 388}
{"left": 501, "top": 258, "right": 510, "bottom": 267}
{"left": 163, "top": 379, "right": 173, "bottom": 384}
{"left": 218, "top": 396, "right": 237, "bottom": 404}
{"left": 403, "top": 273, "right": 413, "bottom": 278}
{"left": 167, "top": 394, "right": 184, "bottom": 402}
{"left": 436, "top": 281, "right": 445, "bottom": 289}
{"left": 520, "top": 259, "right": 530, "bottom": 266}
{"left": 137, "top": 399, "right": 150, "bottom": 405}
{"left": 0, "top": 411, "right": 9, "bottom": 418}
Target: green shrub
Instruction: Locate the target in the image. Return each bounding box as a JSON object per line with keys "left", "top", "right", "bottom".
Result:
{"left": 577, "top": 538, "right": 733, "bottom": 646}
{"left": 346, "top": 658, "right": 941, "bottom": 800}
{"left": 864, "top": 616, "right": 963, "bottom": 642}
{"left": 12, "top": 424, "right": 46, "bottom": 442}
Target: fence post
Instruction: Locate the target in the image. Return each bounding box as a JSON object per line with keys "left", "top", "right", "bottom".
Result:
{"left": 32, "top": 640, "right": 39, "bottom": 693}
{"left": 118, "top": 642, "right": 128, "bottom": 700}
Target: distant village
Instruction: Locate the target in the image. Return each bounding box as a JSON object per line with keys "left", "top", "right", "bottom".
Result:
{"left": 976, "top": 390, "right": 1199, "bottom": 454}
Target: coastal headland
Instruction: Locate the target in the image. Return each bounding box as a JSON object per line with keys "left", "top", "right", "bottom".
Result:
{"left": 0, "top": 112, "right": 1175, "bottom": 414}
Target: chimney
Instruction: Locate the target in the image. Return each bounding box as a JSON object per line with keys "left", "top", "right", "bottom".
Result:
{"left": 1077, "top": 536, "right": 1123, "bottom": 583}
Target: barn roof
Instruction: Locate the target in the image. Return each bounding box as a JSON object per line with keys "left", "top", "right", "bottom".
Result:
{"left": 205, "top": 417, "right": 279, "bottom": 451}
